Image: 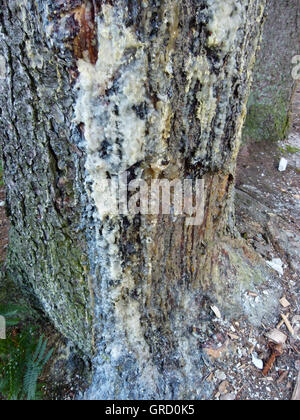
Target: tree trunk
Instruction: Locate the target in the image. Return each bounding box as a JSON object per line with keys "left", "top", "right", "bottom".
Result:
{"left": 243, "top": 0, "right": 300, "bottom": 142}
{"left": 0, "top": 0, "right": 270, "bottom": 399}
{"left": 0, "top": 0, "right": 97, "bottom": 355}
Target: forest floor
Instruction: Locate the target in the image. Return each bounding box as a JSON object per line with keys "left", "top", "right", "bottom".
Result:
{"left": 0, "top": 91, "right": 299, "bottom": 400}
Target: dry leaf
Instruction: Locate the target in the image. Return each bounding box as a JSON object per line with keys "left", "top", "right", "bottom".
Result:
{"left": 203, "top": 340, "right": 230, "bottom": 359}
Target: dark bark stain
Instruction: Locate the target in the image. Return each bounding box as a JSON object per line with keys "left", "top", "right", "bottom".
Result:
{"left": 51, "top": 0, "right": 99, "bottom": 65}
{"left": 73, "top": 2, "right": 98, "bottom": 64}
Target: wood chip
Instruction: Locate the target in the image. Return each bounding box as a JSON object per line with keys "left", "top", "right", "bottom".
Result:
{"left": 206, "top": 372, "right": 214, "bottom": 382}
{"left": 238, "top": 364, "right": 248, "bottom": 371}
{"left": 249, "top": 344, "right": 255, "bottom": 355}
{"left": 292, "top": 371, "right": 300, "bottom": 400}
{"left": 266, "top": 329, "right": 287, "bottom": 345}
{"left": 277, "top": 371, "right": 288, "bottom": 384}
{"left": 211, "top": 305, "right": 222, "bottom": 319}
{"left": 281, "top": 313, "right": 295, "bottom": 335}
{"left": 276, "top": 318, "right": 285, "bottom": 329}
{"left": 280, "top": 297, "right": 290, "bottom": 308}
{"left": 228, "top": 332, "right": 239, "bottom": 340}
{"left": 203, "top": 340, "right": 230, "bottom": 360}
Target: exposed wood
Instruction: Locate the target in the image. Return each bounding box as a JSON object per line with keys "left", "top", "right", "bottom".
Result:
{"left": 281, "top": 313, "right": 295, "bottom": 336}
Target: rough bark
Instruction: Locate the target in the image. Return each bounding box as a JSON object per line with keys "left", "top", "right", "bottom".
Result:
{"left": 0, "top": 0, "right": 273, "bottom": 399}
{"left": 243, "top": 0, "right": 300, "bottom": 142}
{"left": 0, "top": 0, "right": 93, "bottom": 355}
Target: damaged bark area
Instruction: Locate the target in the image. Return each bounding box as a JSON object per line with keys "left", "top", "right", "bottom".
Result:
{"left": 49, "top": 0, "right": 99, "bottom": 64}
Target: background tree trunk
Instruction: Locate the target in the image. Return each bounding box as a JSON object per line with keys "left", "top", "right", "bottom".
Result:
{"left": 243, "top": 0, "right": 300, "bottom": 142}
{"left": 0, "top": 0, "right": 274, "bottom": 399}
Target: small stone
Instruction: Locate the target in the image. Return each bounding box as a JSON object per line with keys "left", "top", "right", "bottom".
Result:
{"left": 215, "top": 370, "right": 227, "bottom": 381}
{"left": 220, "top": 393, "right": 236, "bottom": 401}
{"left": 228, "top": 332, "right": 239, "bottom": 340}
{"left": 0, "top": 201, "right": 5, "bottom": 207}
{"left": 252, "top": 353, "right": 264, "bottom": 370}
{"left": 278, "top": 158, "right": 288, "bottom": 172}
{"left": 292, "top": 315, "right": 300, "bottom": 325}
{"left": 266, "top": 258, "right": 284, "bottom": 276}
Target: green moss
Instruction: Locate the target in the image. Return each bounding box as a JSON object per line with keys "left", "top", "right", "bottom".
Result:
{"left": 5, "top": 224, "right": 93, "bottom": 356}
{"left": 243, "top": 100, "right": 290, "bottom": 142}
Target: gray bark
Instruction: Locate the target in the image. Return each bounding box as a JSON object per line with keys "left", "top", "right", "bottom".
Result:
{"left": 0, "top": 0, "right": 93, "bottom": 355}
{"left": 0, "top": 0, "right": 269, "bottom": 399}
{"left": 243, "top": 0, "right": 300, "bottom": 142}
